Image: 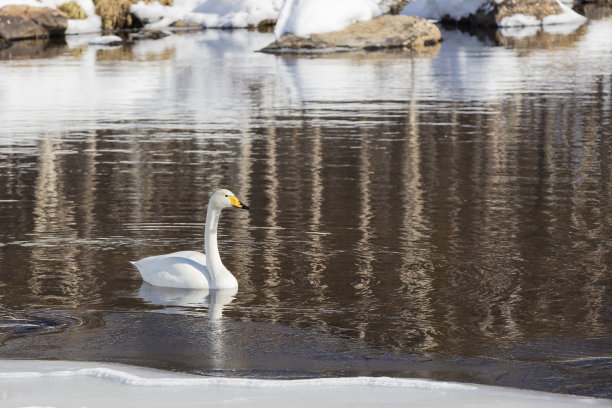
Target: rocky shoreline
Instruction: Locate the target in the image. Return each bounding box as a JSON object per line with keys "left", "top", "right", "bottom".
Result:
{"left": 0, "top": 1, "right": 436, "bottom": 54}
{"left": 0, "top": 0, "right": 603, "bottom": 58}
{"left": 0, "top": 5, "right": 68, "bottom": 41}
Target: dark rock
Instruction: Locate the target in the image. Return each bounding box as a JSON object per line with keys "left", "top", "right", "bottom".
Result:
{"left": 261, "top": 15, "right": 441, "bottom": 54}
{"left": 129, "top": 12, "right": 145, "bottom": 29}
{"left": 0, "top": 14, "right": 49, "bottom": 40}
{"left": 0, "top": 5, "right": 67, "bottom": 41}
{"left": 0, "top": 36, "right": 11, "bottom": 50}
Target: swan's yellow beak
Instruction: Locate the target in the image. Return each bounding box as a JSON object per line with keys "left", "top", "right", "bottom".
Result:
{"left": 229, "top": 195, "right": 251, "bottom": 211}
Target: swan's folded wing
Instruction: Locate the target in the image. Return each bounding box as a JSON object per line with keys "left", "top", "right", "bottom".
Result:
{"left": 133, "top": 252, "right": 210, "bottom": 289}
{"left": 166, "top": 251, "right": 207, "bottom": 266}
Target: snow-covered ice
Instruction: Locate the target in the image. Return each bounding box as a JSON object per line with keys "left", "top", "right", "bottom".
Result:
{"left": 401, "top": 0, "right": 587, "bottom": 27}
{"left": 1, "top": 360, "right": 610, "bottom": 408}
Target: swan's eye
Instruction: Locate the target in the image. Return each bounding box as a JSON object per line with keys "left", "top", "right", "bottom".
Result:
{"left": 225, "top": 195, "right": 228, "bottom": 197}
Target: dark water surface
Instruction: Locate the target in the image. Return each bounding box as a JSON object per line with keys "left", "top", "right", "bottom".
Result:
{"left": 0, "top": 20, "right": 611, "bottom": 398}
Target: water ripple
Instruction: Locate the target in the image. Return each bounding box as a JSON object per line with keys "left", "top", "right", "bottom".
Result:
{"left": 0, "top": 310, "right": 81, "bottom": 345}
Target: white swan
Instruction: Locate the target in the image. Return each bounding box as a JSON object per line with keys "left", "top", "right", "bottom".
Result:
{"left": 132, "top": 189, "right": 250, "bottom": 289}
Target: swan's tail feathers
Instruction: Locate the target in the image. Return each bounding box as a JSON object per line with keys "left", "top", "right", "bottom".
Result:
{"left": 131, "top": 261, "right": 145, "bottom": 280}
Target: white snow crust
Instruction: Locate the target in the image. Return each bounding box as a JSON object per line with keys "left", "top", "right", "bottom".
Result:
{"left": 1, "top": 360, "right": 610, "bottom": 408}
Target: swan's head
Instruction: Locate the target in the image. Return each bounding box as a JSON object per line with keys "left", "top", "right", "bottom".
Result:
{"left": 212, "top": 189, "right": 251, "bottom": 211}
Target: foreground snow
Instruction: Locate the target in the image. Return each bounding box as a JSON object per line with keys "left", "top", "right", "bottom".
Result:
{"left": 1, "top": 360, "right": 610, "bottom": 408}
{"left": 400, "top": 0, "right": 587, "bottom": 27}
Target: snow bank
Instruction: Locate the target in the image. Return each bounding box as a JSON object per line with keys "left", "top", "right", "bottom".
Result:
{"left": 130, "top": 0, "right": 283, "bottom": 29}
{"left": 129, "top": 0, "right": 401, "bottom": 33}
{"left": 401, "top": 0, "right": 587, "bottom": 27}
{"left": 0, "top": 0, "right": 404, "bottom": 34}
{"left": 542, "top": 1, "right": 586, "bottom": 25}
{"left": 130, "top": 0, "right": 195, "bottom": 30}
{"left": 0, "top": 0, "right": 101, "bottom": 34}
{"left": 273, "top": 0, "right": 383, "bottom": 37}
{"left": 400, "top": 0, "right": 486, "bottom": 21}
{"left": 192, "top": 0, "right": 283, "bottom": 27}
{"left": 0, "top": 0, "right": 283, "bottom": 32}
{"left": 66, "top": 14, "right": 102, "bottom": 34}
{"left": 1, "top": 360, "right": 609, "bottom": 408}
{"left": 65, "top": 0, "right": 101, "bottom": 34}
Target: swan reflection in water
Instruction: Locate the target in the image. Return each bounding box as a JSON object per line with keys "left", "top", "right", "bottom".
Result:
{"left": 138, "top": 283, "right": 237, "bottom": 369}
{"left": 138, "top": 283, "right": 237, "bottom": 320}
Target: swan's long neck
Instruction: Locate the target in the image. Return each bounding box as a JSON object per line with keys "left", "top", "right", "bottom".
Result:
{"left": 205, "top": 198, "right": 237, "bottom": 289}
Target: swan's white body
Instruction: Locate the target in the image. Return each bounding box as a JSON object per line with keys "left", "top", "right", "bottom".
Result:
{"left": 132, "top": 189, "right": 249, "bottom": 289}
